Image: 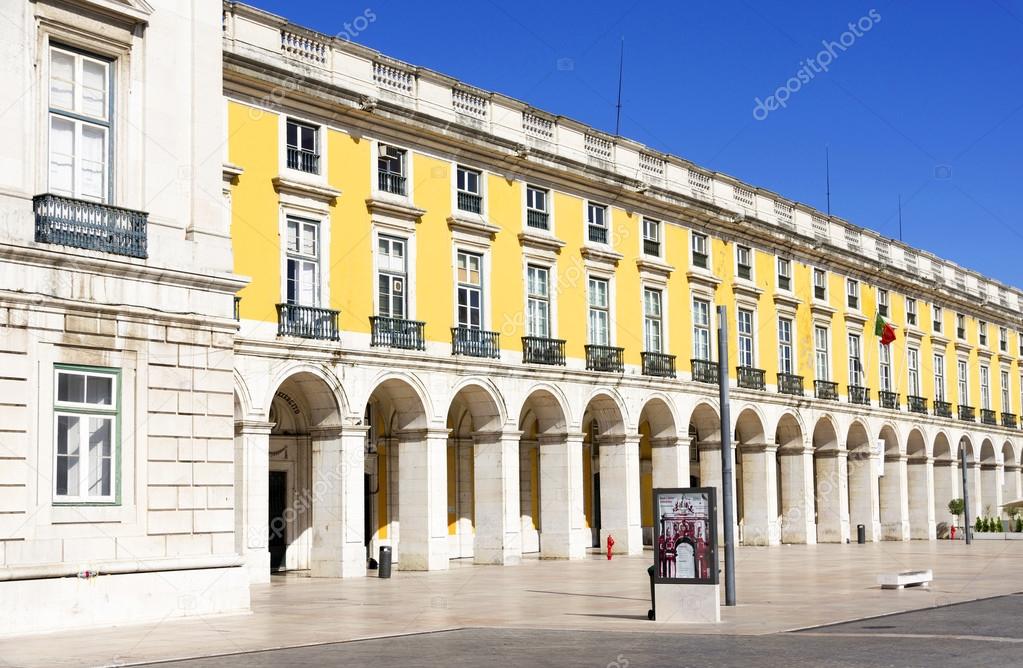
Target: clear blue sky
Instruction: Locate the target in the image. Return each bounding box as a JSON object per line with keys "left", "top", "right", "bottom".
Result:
{"left": 246, "top": 0, "right": 1023, "bottom": 288}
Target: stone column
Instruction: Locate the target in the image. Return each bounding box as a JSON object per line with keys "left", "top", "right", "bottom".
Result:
{"left": 933, "top": 459, "right": 957, "bottom": 536}
{"left": 234, "top": 420, "right": 272, "bottom": 584}
{"left": 519, "top": 439, "right": 540, "bottom": 553}
{"left": 880, "top": 453, "right": 911, "bottom": 541}
{"left": 453, "top": 437, "right": 475, "bottom": 558}
{"left": 739, "top": 444, "right": 780, "bottom": 546}
{"left": 309, "top": 426, "right": 367, "bottom": 578}
{"left": 397, "top": 428, "right": 450, "bottom": 571}
{"left": 908, "top": 455, "right": 936, "bottom": 540}
{"left": 539, "top": 432, "right": 587, "bottom": 559}
{"left": 981, "top": 461, "right": 1003, "bottom": 520}
{"left": 778, "top": 447, "right": 816, "bottom": 544}
{"left": 598, "top": 434, "right": 643, "bottom": 555}
{"left": 968, "top": 462, "right": 983, "bottom": 520}
{"left": 651, "top": 436, "right": 690, "bottom": 489}
{"left": 472, "top": 430, "right": 523, "bottom": 565}
{"left": 814, "top": 449, "right": 850, "bottom": 543}
{"left": 847, "top": 449, "right": 881, "bottom": 541}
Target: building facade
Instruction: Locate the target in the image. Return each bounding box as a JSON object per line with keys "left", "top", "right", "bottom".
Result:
{"left": 223, "top": 2, "right": 1023, "bottom": 584}
{"left": 0, "top": 0, "right": 248, "bottom": 635}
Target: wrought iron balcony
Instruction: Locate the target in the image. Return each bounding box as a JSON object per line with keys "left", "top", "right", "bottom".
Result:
{"left": 691, "top": 251, "right": 708, "bottom": 269}
{"left": 777, "top": 373, "right": 804, "bottom": 397}
{"left": 736, "top": 366, "right": 766, "bottom": 391}
{"left": 457, "top": 191, "right": 482, "bottom": 214}
{"left": 907, "top": 395, "right": 928, "bottom": 414}
{"left": 526, "top": 209, "right": 549, "bottom": 230}
{"left": 276, "top": 304, "right": 340, "bottom": 341}
{"left": 643, "top": 238, "right": 661, "bottom": 256}
{"left": 585, "top": 345, "right": 624, "bottom": 373}
{"left": 451, "top": 327, "right": 499, "bottom": 358}
{"left": 958, "top": 404, "right": 975, "bottom": 422}
{"left": 1002, "top": 412, "right": 1017, "bottom": 429}
{"left": 522, "top": 336, "right": 565, "bottom": 366}
{"left": 370, "top": 316, "right": 425, "bottom": 350}
{"left": 691, "top": 359, "right": 719, "bottom": 385}
{"left": 642, "top": 352, "right": 676, "bottom": 378}
{"left": 587, "top": 225, "right": 608, "bottom": 244}
{"left": 980, "top": 408, "right": 997, "bottom": 426}
{"left": 378, "top": 171, "right": 407, "bottom": 195}
{"left": 286, "top": 147, "right": 319, "bottom": 173}
{"left": 814, "top": 380, "right": 839, "bottom": 401}
{"left": 34, "top": 193, "right": 147, "bottom": 259}
{"left": 879, "top": 390, "right": 900, "bottom": 410}
{"left": 848, "top": 385, "right": 870, "bottom": 406}
{"left": 934, "top": 400, "right": 952, "bottom": 418}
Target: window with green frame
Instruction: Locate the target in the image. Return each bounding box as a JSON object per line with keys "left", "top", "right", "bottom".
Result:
{"left": 53, "top": 364, "right": 120, "bottom": 504}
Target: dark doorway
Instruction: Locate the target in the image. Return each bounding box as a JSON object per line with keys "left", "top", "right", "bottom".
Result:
{"left": 268, "top": 470, "right": 287, "bottom": 571}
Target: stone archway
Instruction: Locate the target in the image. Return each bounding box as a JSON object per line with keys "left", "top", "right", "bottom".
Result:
{"left": 582, "top": 392, "right": 640, "bottom": 555}
{"left": 958, "top": 437, "right": 981, "bottom": 520}
{"left": 775, "top": 412, "right": 813, "bottom": 544}
{"left": 906, "top": 428, "right": 935, "bottom": 540}
{"left": 932, "top": 432, "right": 957, "bottom": 537}
{"left": 878, "top": 424, "right": 909, "bottom": 541}
{"left": 639, "top": 397, "right": 683, "bottom": 546}
{"left": 688, "top": 402, "right": 727, "bottom": 542}
{"left": 846, "top": 420, "right": 880, "bottom": 542}
{"left": 812, "top": 416, "right": 848, "bottom": 543}
{"left": 734, "top": 407, "right": 777, "bottom": 546}
{"left": 979, "top": 439, "right": 1000, "bottom": 519}
{"left": 1001, "top": 441, "right": 1021, "bottom": 517}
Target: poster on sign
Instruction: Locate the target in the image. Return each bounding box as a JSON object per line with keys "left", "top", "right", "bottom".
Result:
{"left": 652, "top": 487, "right": 718, "bottom": 585}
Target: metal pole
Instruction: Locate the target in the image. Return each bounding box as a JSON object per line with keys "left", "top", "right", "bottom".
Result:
{"left": 717, "top": 305, "right": 736, "bottom": 606}
{"left": 960, "top": 440, "right": 972, "bottom": 545}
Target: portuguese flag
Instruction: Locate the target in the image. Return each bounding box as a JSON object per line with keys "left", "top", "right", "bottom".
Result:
{"left": 875, "top": 312, "right": 896, "bottom": 346}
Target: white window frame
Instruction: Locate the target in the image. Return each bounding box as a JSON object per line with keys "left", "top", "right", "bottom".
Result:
{"left": 643, "top": 218, "right": 662, "bottom": 258}
{"left": 907, "top": 347, "right": 920, "bottom": 396}
{"left": 846, "top": 278, "right": 860, "bottom": 311}
{"left": 735, "top": 245, "right": 753, "bottom": 281}
{"left": 978, "top": 321, "right": 988, "bottom": 347}
{"left": 813, "top": 268, "right": 827, "bottom": 301}
{"left": 455, "top": 164, "right": 484, "bottom": 214}
{"left": 879, "top": 343, "right": 892, "bottom": 392}
{"left": 848, "top": 333, "right": 863, "bottom": 386}
{"left": 1000, "top": 327, "right": 1008, "bottom": 353}
{"left": 776, "top": 257, "right": 792, "bottom": 292}
{"left": 690, "top": 231, "right": 708, "bottom": 269}
{"left": 284, "top": 116, "right": 321, "bottom": 175}
{"left": 980, "top": 365, "right": 991, "bottom": 410}
{"left": 934, "top": 353, "right": 946, "bottom": 402}
{"left": 53, "top": 366, "right": 119, "bottom": 503}
{"left": 526, "top": 264, "right": 552, "bottom": 338}
{"left": 957, "top": 358, "right": 969, "bottom": 405}
{"left": 932, "top": 305, "right": 943, "bottom": 333}
{"left": 692, "top": 298, "right": 712, "bottom": 361}
{"left": 1001, "top": 369, "right": 1010, "bottom": 412}
{"left": 284, "top": 215, "right": 322, "bottom": 308}
{"left": 376, "top": 142, "right": 410, "bottom": 198}
{"left": 643, "top": 287, "right": 664, "bottom": 353}
{"left": 814, "top": 326, "right": 830, "bottom": 381}
{"left": 376, "top": 234, "right": 408, "bottom": 320}
{"left": 906, "top": 298, "right": 917, "bottom": 326}
{"left": 956, "top": 313, "right": 966, "bottom": 340}
{"left": 586, "top": 201, "right": 609, "bottom": 245}
{"left": 588, "top": 276, "right": 611, "bottom": 346}
{"left": 877, "top": 288, "right": 889, "bottom": 318}
{"left": 778, "top": 317, "right": 794, "bottom": 375}
{"left": 525, "top": 185, "right": 551, "bottom": 232}
{"left": 455, "top": 249, "right": 483, "bottom": 330}
{"left": 737, "top": 308, "right": 755, "bottom": 368}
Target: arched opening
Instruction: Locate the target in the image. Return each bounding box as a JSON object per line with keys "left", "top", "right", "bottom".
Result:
{"left": 979, "top": 439, "right": 999, "bottom": 519}
{"left": 639, "top": 398, "right": 681, "bottom": 546}
{"left": 734, "top": 408, "right": 775, "bottom": 545}
{"left": 957, "top": 437, "right": 980, "bottom": 521}
{"left": 1001, "top": 441, "right": 1020, "bottom": 517}
{"left": 688, "top": 402, "right": 726, "bottom": 542}
{"left": 932, "top": 432, "right": 956, "bottom": 537}
{"left": 812, "top": 416, "right": 846, "bottom": 543}
{"left": 846, "top": 420, "right": 879, "bottom": 542}
{"left": 906, "top": 428, "right": 934, "bottom": 539}
{"left": 775, "top": 412, "right": 812, "bottom": 544}
{"left": 877, "top": 424, "right": 909, "bottom": 541}
{"left": 581, "top": 392, "right": 639, "bottom": 554}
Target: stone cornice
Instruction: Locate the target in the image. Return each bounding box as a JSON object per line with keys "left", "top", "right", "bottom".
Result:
{"left": 731, "top": 280, "right": 763, "bottom": 301}
{"left": 686, "top": 269, "right": 722, "bottom": 290}
{"left": 446, "top": 214, "right": 500, "bottom": 241}
{"left": 580, "top": 245, "right": 624, "bottom": 266}
{"left": 272, "top": 175, "right": 341, "bottom": 203}
{"left": 773, "top": 292, "right": 801, "bottom": 311}
{"left": 518, "top": 230, "right": 566, "bottom": 254}
{"left": 365, "top": 196, "right": 427, "bottom": 221}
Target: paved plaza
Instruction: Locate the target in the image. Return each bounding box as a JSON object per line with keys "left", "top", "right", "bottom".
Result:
{"left": 0, "top": 540, "right": 1020, "bottom": 667}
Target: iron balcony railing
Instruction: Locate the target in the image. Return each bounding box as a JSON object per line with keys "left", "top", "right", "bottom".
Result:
{"left": 526, "top": 209, "right": 549, "bottom": 230}
{"left": 1003, "top": 412, "right": 1018, "bottom": 429}
{"left": 980, "top": 409, "right": 997, "bottom": 426}
{"left": 737, "top": 366, "right": 766, "bottom": 391}
{"left": 934, "top": 400, "right": 953, "bottom": 418}
{"left": 777, "top": 373, "right": 804, "bottom": 397}
{"left": 233, "top": 296, "right": 241, "bottom": 321}
{"left": 879, "top": 390, "right": 900, "bottom": 410}
{"left": 642, "top": 352, "right": 676, "bottom": 378}
{"left": 587, "top": 225, "right": 608, "bottom": 244}
{"left": 691, "top": 251, "right": 708, "bottom": 269}
{"left": 457, "top": 191, "right": 482, "bottom": 214}
{"left": 450, "top": 327, "right": 499, "bottom": 358}
{"left": 908, "top": 395, "right": 928, "bottom": 415}
{"left": 34, "top": 193, "right": 147, "bottom": 259}
{"left": 815, "top": 380, "right": 839, "bottom": 401}
{"left": 378, "top": 171, "right": 407, "bottom": 196}
{"left": 585, "top": 345, "right": 624, "bottom": 373}
{"left": 286, "top": 147, "right": 319, "bottom": 173}
{"left": 522, "top": 336, "right": 566, "bottom": 365}
{"left": 276, "top": 304, "right": 340, "bottom": 341}
{"left": 643, "top": 238, "right": 660, "bottom": 256}
{"left": 370, "top": 316, "right": 425, "bottom": 350}
{"left": 848, "top": 385, "right": 870, "bottom": 406}
{"left": 958, "top": 404, "right": 975, "bottom": 422}
{"left": 691, "top": 358, "right": 719, "bottom": 385}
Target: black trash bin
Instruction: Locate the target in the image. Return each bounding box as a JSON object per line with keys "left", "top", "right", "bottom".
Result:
{"left": 857, "top": 524, "right": 866, "bottom": 544}
{"left": 378, "top": 545, "right": 392, "bottom": 579}
{"left": 647, "top": 564, "right": 656, "bottom": 620}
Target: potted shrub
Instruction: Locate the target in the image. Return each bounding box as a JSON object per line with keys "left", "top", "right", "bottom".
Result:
{"left": 947, "top": 498, "right": 965, "bottom": 537}
{"left": 976, "top": 516, "right": 985, "bottom": 533}
{"left": 995, "top": 517, "right": 1004, "bottom": 533}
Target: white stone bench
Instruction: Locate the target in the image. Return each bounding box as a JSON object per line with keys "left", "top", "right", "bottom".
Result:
{"left": 877, "top": 569, "right": 932, "bottom": 589}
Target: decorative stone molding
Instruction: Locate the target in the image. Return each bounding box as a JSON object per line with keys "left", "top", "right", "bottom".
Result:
{"left": 686, "top": 269, "right": 721, "bottom": 292}
{"left": 447, "top": 214, "right": 500, "bottom": 245}
{"left": 844, "top": 311, "right": 869, "bottom": 330}
{"left": 518, "top": 229, "right": 565, "bottom": 256}
{"left": 223, "top": 162, "right": 244, "bottom": 185}
{"left": 954, "top": 340, "right": 973, "bottom": 356}
{"left": 272, "top": 176, "right": 341, "bottom": 214}
{"left": 731, "top": 279, "right": 763, "bottom": 305}
{"left": 366, "top": 196, "right": 427, "bottom": 234}
{"left": 930, "top": 333, "right": 950, "bottom": 349}
{"left": 580, "top": 245, "right": 624, "bottom": 268}
{"left": 636, "top": 257, "right": 675, "bottom": 281}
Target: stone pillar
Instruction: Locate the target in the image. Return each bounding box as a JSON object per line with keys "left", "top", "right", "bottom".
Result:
{"left": 847, "top": 449, "right": 881, "bottom": 542}
{"left": 698, "top": 440, "right": 738, "bottom": 546}
{"left": 519, "top": 439, "right": 540, "bottom": 553}
{"left": 539, "top": 433, "right": 587, "bottom": 559}
{"left": 981, "top": 462, "right": 1003, "bottom": 520}
{"left": 598, "top": 434, "right": 643, "bottom": 555}
{"left": 651, "top": 436, "right": 690, "bottom": 489}
{"left": 778, "top": 447, "right": 816, "bottom": 544}
{"left": 234, "top": 420, "right": 272, "bottom": 584}
{"left": 739, "top": 444, "right": 780, "bottom": 546}
{"left": 453, "top": 437, "right": 475, "bottom": 558}
{"left": 933, "top": 460, "right": 957, "bottom": 536}
{"left": 397, "top": 428, "right": 450, "bottom": 571}
{"left": 309, "top": 426, "right": 367, "bottom": 578}
{"left": 880, "top": 454, "right": 911, "bottom": 541}
{"left": 814, "top": 449, "right": 850, "bottom": 543}
{"left": 968, "top": 462, "right": 983, "bottom": 520}
{"left": 908, "top": 455, "right": 936, "bottom": 540}
{"left": 472, "top": 430, "right": 522, "bottom": 565}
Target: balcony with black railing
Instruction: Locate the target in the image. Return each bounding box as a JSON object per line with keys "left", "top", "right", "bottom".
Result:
{"left": 378, "top": 171, "right": 407, "bottom": 196}
{"left": 522, "top": 336, "right": 565, "bottom": 365}
{"left": 879, "top": 390, "right": 900, "bottom": 410}
{"left": 777, "top": 373, "right": 804, "bottom": 397}
{"left": 585, "top": 345, "right": 624, "bottom": 373}
{"left": 643, "top": 238, "right": 661, "bottom": 256}
{"left": 457, "top": 191, "right": 482, "bottom": 214}
{"left": 737, "top": 366, "right": 766, "bottom": 391}
{"left": 276, "top": 303, "right": 340, "bottom": 341}
{"left": 848, "top": 385, "right": 870, "bottom": 406}
{"left": 934, "top": 400, "right": 953, "bottom": 418}
{"left": 691, "top": 359, "right": 719, "bottom": 385}
{"left": 815, "top": 380, "right": 839, "bottom": 401}
{"left": 286, "top": 147, "right": 319, "bottom": 173}
{"left": 34, "top": 193, "right": 147, "bottom": 259}
{"left": 587, "top": 225, "right": 608, "bottom": 244}
{"left": 980, "top": 408, "right": 997, "bottom": 426}
{"left": 908, "top": 395, "right": 928, "bottom": 414}
{"left": 451, "top": 327, "right": 499, "bottom": 358}
{"left": 526, "top": 209, "right": 549, "bottom": 231}
{"left": 642, "top": 352, "right": 676, "bottom": 378}
{"left": 958, "top": 404, "right": 975, "bottom": 422}
{"left": 1003, "top": 412, "right": 1017, "bottom": 429}
{"left": 370, "top": 316, "right": 425, "bottom": 350}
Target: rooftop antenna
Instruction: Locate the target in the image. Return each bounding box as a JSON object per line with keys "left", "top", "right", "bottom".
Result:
{"left": 825, "top": 145, "right": 831, "bottom": 216}
{"left": 898, "top": 194, "right": 903, "bottom": 241}
{"left": 615, "top": 37, "right": 624, "bottom": 136}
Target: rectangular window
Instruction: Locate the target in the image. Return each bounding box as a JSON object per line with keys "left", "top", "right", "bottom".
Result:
{"left": 737, "top": 308, "right": 754, "bottom": 367}
{"left": 286, "top": 118, "right": 319, "bottom": 173}
{"left": 526, "top": 186, "right": 549, "bottom": 230}
{"left": 643, "top": 288, "right": 663, "bottom": 353}
{"left": 980, "top": 365, "right": 990, "bottom": 410}
{"left": 588, "top": 277, "right": 610, "bottom": 346}
{"left": 933, "top": 305, "right": 943, "bottom": 333}
{"left": 778, "top": 317, "right": 793, "bottom": 375}
{"left": 54, "top": 367, "right": 118, "bottom": 502}
{"left": 957, "top": 359, "right": 969, "bottom": 404}
{"left": 736, "top": 245, "right": 752, "bottom": 281}
{"left": 587, "top": 202, "right": 608, "bottom": 244}
{"left": 846, "top": 278, "right": 860, "bottom": 310}
{"left": 813, "top": 268, "right": 827, "bottom": 301}
{"left": 907, "top": 347, "right": 920, "bottom": 396}
{"left": 877, "top": 289, "right": 889, "bottom": 318}
{"left": 456, "top": 165, "right": 483, "bottom": 213}
{"left": 848, "top": 334, "right": 862, "bottom": 385}
{"left": 456, "top": 250, "right": 482, "bottom": 329}
{"left": 1000, "top": 327, "right": 1008, "bottom": 353}
{"left": 692, "top": 299, "right": 711, "bottom": 361}
{"left": 376, "top": 235, "right": 407, "bottom": 319}
{"left": 879, "top": 343, "right": 892, "bottom": 391}
{"left": 48, "top": 45, "right": 112, "bottom": 202}
{"left": 377, "top": 144, "right": 407, "bottom": 195}
{"left": 814, "top": 326, "right": 830, "bottom": 381}
{"left": 1001, "top": 370, "right": 1010, "bottom": 411}
{"left": 956, "top": 313, "right": 966, "bottom": 340}
{"left": 526, "top": 265, "right": 550, "bottom": 338}
{"left": 906, "top": 298, "right": 917, "bottom": 326}
{"left": 978, "top": 321, "right": 988, "bottom": 347}
{"left": 777, "top": 257, "right": 791, "bottom": 291}
{"left": 934, "top": 354, "right": 946, "bottom": 402}
{"left": 690, "top": 231, "right": 707, "bottom": 268}
{"left": 643, "top": 218, "right": 661, "bottom": 257}
{"left": 286, "top": 217, "right": 320, "bottom": 307}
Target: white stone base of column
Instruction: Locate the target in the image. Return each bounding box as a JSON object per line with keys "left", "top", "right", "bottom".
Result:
{"left": 779, "top": 449, "right": 816, "bottom": 544}
{"left": 539, "top": 434, "right": 587, "bottom": 560}
{"left": 397, "top": 429, "right": 450, "bottom": 572}
{"left": 598, "top": 436, "right": 643, "bottom": 556}
{"left": 815, "top": 451, "right": 850, "bottom": 543}
{"left": 473, "top": 432, "right": 523, "bottom": 566}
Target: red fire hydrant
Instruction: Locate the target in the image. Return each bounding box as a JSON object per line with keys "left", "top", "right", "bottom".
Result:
{"left": 950, "top": 526, "right": 956, "bottom": 540}
{"left": 606, "top": 534, "right": 615, "bottom": 560}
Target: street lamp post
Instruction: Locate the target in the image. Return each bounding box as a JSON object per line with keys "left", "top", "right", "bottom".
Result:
{"left": 717, "top": 305, "right": 736, "bottom": 606}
